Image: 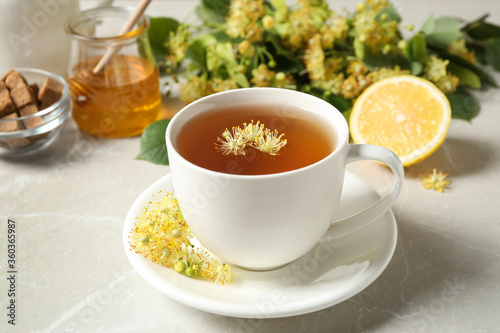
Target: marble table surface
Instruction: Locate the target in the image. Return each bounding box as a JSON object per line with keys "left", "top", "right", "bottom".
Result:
{"left": 1, "top": 1, "right": 500, "bottom": 332}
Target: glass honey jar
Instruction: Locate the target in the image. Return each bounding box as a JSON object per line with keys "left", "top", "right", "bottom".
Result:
{"left": 65, "top": 6, "right": 161, "bottom": 138}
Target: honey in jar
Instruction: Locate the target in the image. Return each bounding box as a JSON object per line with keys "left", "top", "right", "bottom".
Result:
{"left": 67, "top": 54, "right": 161, "bottom": 138}
{"left": 65, "top": 6, "right": 161, "bottom": 138}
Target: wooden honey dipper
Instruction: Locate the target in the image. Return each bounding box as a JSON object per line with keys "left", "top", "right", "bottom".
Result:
{"left": 92, "top": 0, "right": 152, "bottom": 74}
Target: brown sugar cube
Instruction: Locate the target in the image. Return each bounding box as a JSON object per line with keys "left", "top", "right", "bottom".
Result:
{"left": 38, "top": 77, "right": 63, "bottom": 110}
{"left": 0, "top": 82, "right": 17, "bottom": 117}
{"left": 0, "top": 112, "right": 22, "bottom": 132}
{"left": 10, "top": 84, "right": 35, "bottom": 109}
{"left": 0, "top": 112, "right": 30, "bottom": 149}
{"left": 29, "top": 83, "right": 39, "bottom": 106}
{"left": 19, "top": 103, "right": 43, "bottom": 129}
{"left": 4, "top": 71, "right": 27, "bottom": 90}
{"left": 0, "top": 69, "right": 14, "bottom": 83}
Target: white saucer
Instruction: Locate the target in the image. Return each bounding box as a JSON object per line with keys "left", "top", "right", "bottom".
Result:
{"left": 123, "top": 171, "right": 397, "bottom": 318}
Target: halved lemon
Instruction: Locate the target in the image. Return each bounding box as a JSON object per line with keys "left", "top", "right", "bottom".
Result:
{"left": 349, "top": 75, "right": 452, "bottom": 167}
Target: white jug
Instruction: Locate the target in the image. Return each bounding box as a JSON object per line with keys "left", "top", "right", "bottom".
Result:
{"left": 0, "top": 0, "right": 113, "bottom": 75}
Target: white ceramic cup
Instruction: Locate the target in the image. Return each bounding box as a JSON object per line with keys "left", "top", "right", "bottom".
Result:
{"left": 166, "top": 88, "right": 404, "bottom": 270}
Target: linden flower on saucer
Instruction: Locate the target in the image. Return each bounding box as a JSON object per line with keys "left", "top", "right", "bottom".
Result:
{"left": 208, "top": 259, "right": 236, "bottom": 285}
{"left": 156, "top": 243, "right": 183, "bottom": 268}
{"left": 129, "top": 224, "right": 154, "bottom": 254}
{"left": 130, "top": 192, "right": 235, "bottom": 285}
{"left": 252, "top": 128, "right": 287, "bottom": 155}
{"left": 420, "top": 169, "right": 450, "bottom": 193}
{"left": 151, "top": 192, "right": 179, "bottom": 223}
{"left": 186, "top": 249, "right": 211, "bottom": 277}
{"left": 215, "top": 126, "right": 247, "bottom": 155}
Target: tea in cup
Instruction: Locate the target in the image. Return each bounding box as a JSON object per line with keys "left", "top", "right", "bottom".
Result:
{"left": 166, "top": 88, "right": 404, "bottom": 270}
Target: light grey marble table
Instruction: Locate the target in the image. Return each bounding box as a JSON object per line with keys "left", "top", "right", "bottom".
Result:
{"left": 1, "top": 1, "right": 500, "bottom": 332}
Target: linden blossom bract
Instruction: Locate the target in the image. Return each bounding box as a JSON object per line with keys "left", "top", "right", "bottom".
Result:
{"left": 215, "top": 120, "right": 287, "bottom": 156}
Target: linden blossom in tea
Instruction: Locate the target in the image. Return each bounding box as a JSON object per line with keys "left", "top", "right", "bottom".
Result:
{"left": 215, "top": 121, "right": 287, "bottom": 156}
{"left": 175, "top": 104, "right": 335, "bottom": 175}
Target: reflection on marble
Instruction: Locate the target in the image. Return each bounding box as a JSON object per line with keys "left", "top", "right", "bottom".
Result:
{"left": 1, "top": 0, "right": 500, "bottom": 332}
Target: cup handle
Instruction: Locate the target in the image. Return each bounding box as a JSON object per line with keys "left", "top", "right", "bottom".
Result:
{"left": 331, "top": 144, "right": 404, "bottom": 237}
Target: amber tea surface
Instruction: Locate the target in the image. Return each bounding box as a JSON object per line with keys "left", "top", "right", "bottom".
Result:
{"left": 67, "top": 54, "right": 161, "bottom": 138}
{"left": 175, "top": 104, "right": 335, "bottom": 175}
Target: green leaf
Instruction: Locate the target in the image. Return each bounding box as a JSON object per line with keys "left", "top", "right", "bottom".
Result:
{"left": 426, "top": 16, "right": 463, "bottom": 48}
{"left": 302, "top": 86, "right": 351, "bottom": 113}
{"left": 447, "top": 62, "right": 481, "bottom": 88}
{"left": 136, "top": 119, "right": 170, "bottom": 165}
{"left": 404, "top": 31, "right": 427, "bottom": 62}
{"left": 324, "top": 93, "right": 351, "bottom": 113}
{"left": 148, "top": 17, "right": 180, "bottom": 57}
{"left": 421, "top": 14, "right": 435, "bottom": 35}
{"left": 485, "top": 38, "right": 500, "bottom": 70}
{"left": 362, "top": 49, "right": 411, "bottom": 70}
{"left": 266, "top": 36, "right": 305, "bottom": 74}
{"left": 410, "top": 61, "right": 423, "bottom": 76}
{"left": 466, "top": 41, "right": 487, "bottom": 64}
{"left": 446, "top": 88, "right": 480, "bottom": 121}
{"left": 185, "top": 35, "right": 217, "bottom": 71}
{"left": 196, "top": 0, "right": 230, "bottom": 24}
{"left": 216, "top": 42, "right": 237, "bottom": 65}
{"left": 342, "top": 108, "right": 353, "bottom": 125}
{"left": 353, "top": 38, "right": 365, "bottom": 59}
{"left": 427, "top": 31, "right": 463, "bottom": 49}
{"left": 233, "top": 73, "right": 250, "bottom": 88}
{"left": 464, "top": 18, "right": 500, "bottom": 41}
{"left": 435, "top": 16, "right": 463, "bottom": 32}
{"left": 376, "top": 5, "right": 401, "bottom": 23}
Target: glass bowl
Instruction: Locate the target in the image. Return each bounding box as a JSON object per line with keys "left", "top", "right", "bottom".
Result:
{"left": 0, "top": 68, "right": 70, "bottom": 157}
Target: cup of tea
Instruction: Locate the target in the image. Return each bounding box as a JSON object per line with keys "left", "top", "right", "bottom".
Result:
{"left": 166, "top": 88, "right": 404, "bottom": 270}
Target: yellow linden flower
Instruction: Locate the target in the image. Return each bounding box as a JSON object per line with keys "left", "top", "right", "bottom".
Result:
{"left": 250, "top": 64, "right": 276, "bottom": 87}
{"left": 187, "top": 249, "right": 211, "bottom": 277}
{"left": 320, "top": 15, "right": 348, "bottom": 49}
{"left": 252, "top": 128, "right": 287, "bottom": 155}
{"left": 448, "top": 39, "right": 476, "bottom": 64}
{"left": 215, "top": 127, "right": 247, "bottom": 155}
{"left": 367, "top": 66, "right": 410, "bottom": 82}
{"left": 169, "top": 218, "right": 192, "bottom": 247}
{"left": 226, "top": 0, "right": 265, "bottom": 42}
{"left": 340, "top": 74, "right": 371, "bottom": 100}
{"left": 129, "top": 224, "right": 153, "bottom": 255}
{"left": 282, "top": 0, "right": 330, "bottom": 51}
{"left": 346, "top": 60, "right": 370, "bottom": 76}
{"left": 304, "top": 34, "right": 325, "bottom": 81}
{"left": 208, "top": 77, "right": 239, "bottom": 94}
{"left": 262, "top": 15, "right": 275, "bottom": 30}
{"left": 179, "top": 75, "right": 210, "bottom": 103}
{"left": 274, "top": 72, "right": 297, "bottom": 89}
{"left": 130, "top": 193, "right": 236, "bottom": 284}
{"left": 420, "top": 169, "right": 450, "bottom": 193}
{"left": 424, "top": 56, "right": 449, "bottom": 82}
{"left": 166, "top": 25, "right": 191, "bottom": 68}
{"left": 237, "top": 40, "right": 255, "bottom": 58}
{"left": 208, "top": 259, "right": 236, "bottom": 285}
{"left": 434, "top": 74, "right": 459, "bottom": 94}
{"left": 151, "top": 192, "right": 179, "bottom": 223}
{"left": 151, "top": 239, "right": 183, "bottom": 268}
{"left": 242, "top": 120, "right": 264, "bottom": 142}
